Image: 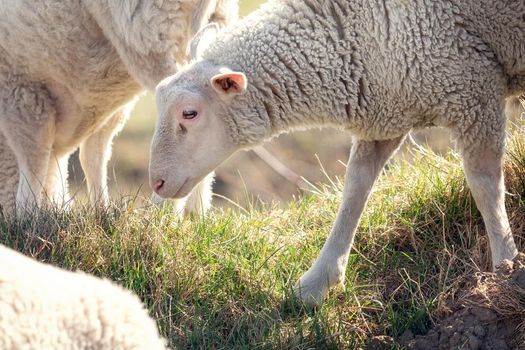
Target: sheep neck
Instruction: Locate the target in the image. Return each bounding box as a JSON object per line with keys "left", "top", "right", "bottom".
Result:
{"left": 206, "top": 0, "right": 371, "bottom": 145}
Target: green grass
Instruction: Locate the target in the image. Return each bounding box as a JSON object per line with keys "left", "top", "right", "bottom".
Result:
{"left": 3, "top": 133, "right": 525, "bottom": 349}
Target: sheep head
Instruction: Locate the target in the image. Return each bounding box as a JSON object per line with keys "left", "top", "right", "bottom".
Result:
{"left": 150, "top": 25, "right": 248, "bottom": 199}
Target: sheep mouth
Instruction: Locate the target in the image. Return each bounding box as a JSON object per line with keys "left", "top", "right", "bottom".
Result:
{"left": 172, "top": 179, "right": 191, "bottom": 199}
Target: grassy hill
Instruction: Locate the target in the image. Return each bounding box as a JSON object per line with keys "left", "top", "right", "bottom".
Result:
{"left": 3, "top": 133, "right": 525, "bottom": 349}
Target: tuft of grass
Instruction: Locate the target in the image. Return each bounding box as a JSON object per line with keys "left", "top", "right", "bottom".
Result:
{"left": 2, "top": 133, "right": 525, "bottom": 349}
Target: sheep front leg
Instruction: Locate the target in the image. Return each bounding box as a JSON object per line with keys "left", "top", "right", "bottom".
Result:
{"left": 79, "top": 108, "right": 129, "bottom": 206}
{"left": 295, "top": 136, "right": 405, "bottom": 305}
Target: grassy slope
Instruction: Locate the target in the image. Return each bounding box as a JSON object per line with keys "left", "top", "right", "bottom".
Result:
{"left": 2, "top": 134, "right": 525, "bottom": 349}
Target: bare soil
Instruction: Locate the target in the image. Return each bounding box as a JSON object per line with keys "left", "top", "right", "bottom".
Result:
{"left": 401, "top": 254, "right": 525, "bottom": 350}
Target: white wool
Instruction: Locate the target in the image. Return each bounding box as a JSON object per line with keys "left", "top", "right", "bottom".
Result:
{"left": 152, "top": 0, "right": 524, "bottom": 305}
{"left": 0, "top": 0, "right": 238, "bottom": 213}
{"left": 0, "top": 245, "right": 166, "bottom": 350}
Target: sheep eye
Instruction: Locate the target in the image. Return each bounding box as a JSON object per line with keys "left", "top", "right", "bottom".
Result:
{"left": 182, "top": 110, "right": 198, "bottom": 120}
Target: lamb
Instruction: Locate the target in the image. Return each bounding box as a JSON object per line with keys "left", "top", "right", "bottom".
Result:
{"left": 0, "top": 245, "right": 166, "bottom": 349}
{"left": 0, "top": 0, "right": 238, "bottom": 214}
{"left": 149, "top": 0, "right": 525, "bottom": 305}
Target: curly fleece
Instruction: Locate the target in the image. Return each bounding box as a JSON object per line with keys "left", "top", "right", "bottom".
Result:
{"left": 154, "top": 0, "right": 524, "bottom": 304}
{"left": 200, "top": 0, "right": 525, "bottom": 152}
{"left": 0, "top": 245, "right": 166, "bottom": 350}
{"left": 0, "top": 0, "right": 237, "bottom": 211}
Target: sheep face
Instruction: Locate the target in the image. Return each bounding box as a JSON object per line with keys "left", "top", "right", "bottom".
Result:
{"left": 150, "top": 62, "right": 247, "bottom": 199}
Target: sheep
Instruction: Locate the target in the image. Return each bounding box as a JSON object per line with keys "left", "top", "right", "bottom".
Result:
{"left": 0, "top": 0, "right": 238, "bottom": 214}
{"left": 149, "top": 0, "right": 525, "bottom": 305}
{"left": 0, "top": 245, "right": 166, "bottom": 349}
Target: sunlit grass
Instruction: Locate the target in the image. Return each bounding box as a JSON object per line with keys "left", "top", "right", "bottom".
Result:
{"left": 4, "top": 133, "right": 525, "bottom": 349}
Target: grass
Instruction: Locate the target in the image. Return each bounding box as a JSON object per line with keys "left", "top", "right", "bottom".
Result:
{"left": 2, "top": 132, "right": 525, "bottom": 349}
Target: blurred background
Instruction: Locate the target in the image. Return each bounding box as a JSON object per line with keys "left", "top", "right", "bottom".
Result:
{"left": 68, "top": 0, "right": 521, "bottom": 207}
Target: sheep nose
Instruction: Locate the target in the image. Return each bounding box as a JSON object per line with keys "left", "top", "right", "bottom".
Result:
{"left": 153, "top": 179, "right": 165, "bottom": 193}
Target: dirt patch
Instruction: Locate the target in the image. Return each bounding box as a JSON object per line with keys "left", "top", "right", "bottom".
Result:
{"left": 399, "top": 254, "right": 525, "bottom": 350}
{"left": 364, "top": 335, "right": 395, "bottom": 350}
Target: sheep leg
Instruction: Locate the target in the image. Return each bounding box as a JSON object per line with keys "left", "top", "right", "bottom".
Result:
{"left": 10, "top": 127, "right": 54, "bottom": 210}
{"left": 43, "top": 153, "right": 70, "bottom": 206}
{"left": 0, "top": 82, "right": 56, "bottom": 211}
{"left": 0, "top": 133, "right": 19, "bottom": 213}
{"left": 460, "top": 143, "right": 518, "bottom": 270}
{"left": 179, "top": 172, "right": 215, "bottom": 216}
{"left": 152, "top": 174, "right": 215, "bottom": 217}
{"left": 295, "top": 136, "right": 405, "bottom": 305}
{"left": 5, "top": 137, "right": 54, "bottom": 210}
{"left": 79, "top": 108, "right": 129, "bottom": 206}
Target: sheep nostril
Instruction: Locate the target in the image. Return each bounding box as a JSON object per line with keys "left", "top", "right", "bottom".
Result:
{"left": 153, "top": 179, "right": 165, "bottom": 193}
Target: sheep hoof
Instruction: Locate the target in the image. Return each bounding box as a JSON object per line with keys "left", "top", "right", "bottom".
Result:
{"left": 294, "top": 272, "right": 330, "bottom": 307}
{"left": 294, "top": 264, "right": 347, "bottom": 307}
{"left": 492, "top": 248, "right": 519, "bottom": 272}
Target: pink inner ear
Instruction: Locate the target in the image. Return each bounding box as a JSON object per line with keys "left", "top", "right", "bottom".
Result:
{"left": 212, "top": 73, "right": 247, "bottom": 94}
{"left": 218, "top": 77, "right": 235, "bottom": 92}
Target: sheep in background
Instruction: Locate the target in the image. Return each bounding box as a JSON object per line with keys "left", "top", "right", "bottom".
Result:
{"left": 150, "top": 0, "right": 524, "bottom": 305}
{"left": 0, "top": 0, "right": 238, "bottom": 214}
{"left": 0, "top": 245, "right": 166, "bottom": 350}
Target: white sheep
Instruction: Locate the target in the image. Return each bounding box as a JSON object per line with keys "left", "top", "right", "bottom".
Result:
{"left": 0, "top": 0, "right": 238, "bottom": 214}
{"left": 150, "top": 0, "right": 525, "bottom": 305}
{"left": 0, "top": 245, "right": 166, "bottom": 349}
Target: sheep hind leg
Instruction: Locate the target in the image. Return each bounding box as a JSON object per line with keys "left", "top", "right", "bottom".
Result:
{"left": 459, "top": 139, "right": 518, "bottom": 270}
{"left": 155, "top": 173, "right": 215, "bottom": 217}
{"left": 0, "top": 82, "right": 56, "bottom": 212}
{"left": 43, "top": 153, "right": 71, "bottom": 208}
{"left": 295, "top": 135, "right": 406, "bottom": 306}
{"left": 9, "top": 122, "right": 54, "bottom": 211}
{"left": 180, "top": 172, "right": 215, "bottom": 216}
{"left": 0, "top": 133, "right": 19, "bottom": 213}
{"left": 79, "top": 106, "right": 130, "bottom": 206}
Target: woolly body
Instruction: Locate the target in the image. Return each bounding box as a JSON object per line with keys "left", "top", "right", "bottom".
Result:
{"left": 0, "top": 0, "right": 237, "bottom": 211}
{"left": 197, "top": 0, "right": 524, "bottom": 146}
{"left": 0, "top": 245, "right": 166, "bottom": 350}
{"left": 152, "top": 0, "right": 524, "bottom": 304}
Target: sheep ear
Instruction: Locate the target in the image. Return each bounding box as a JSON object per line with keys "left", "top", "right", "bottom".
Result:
{"left": 211, "top": 71, "right": 248, "bottom": 97}
{"left": 188, "top": 23, "right": 219, "bottom": 60}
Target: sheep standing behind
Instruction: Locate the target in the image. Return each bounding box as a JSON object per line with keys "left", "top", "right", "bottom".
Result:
{"left": 0, "top": 245, "right": 166, "bottom": 350}
{"left": 150, "top": 0, "right": 525, "bottom": 305}
{"left": 0, "top": 0, "right": 238, "bottom": 214}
